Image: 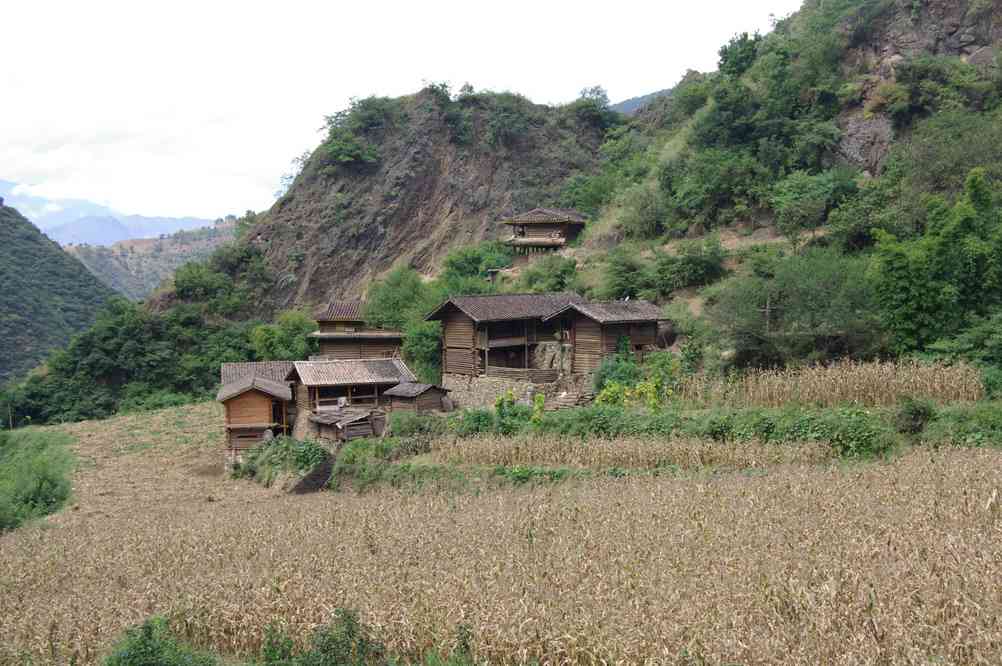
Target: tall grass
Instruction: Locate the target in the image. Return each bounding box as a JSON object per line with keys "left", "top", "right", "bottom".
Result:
{"left": 676, "top": 360, "right": 984, "bottom": 408}
{"left": 430, "top": 434, "right": 834, "bottom": 469}
{"left": 0, "top": 429, "right": 74, "bottom": 531}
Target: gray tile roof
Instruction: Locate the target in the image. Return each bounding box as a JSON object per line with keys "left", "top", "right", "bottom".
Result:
{"left": 502, "top": 208, "right": 587, "bottom": 224}
{"left": 426, "top": 292, "right": 585, "bottom": 323}
{"left": 216, "top": 375, "right": 292, "bottom": 402}
{"left": 315, "top": 300, "right": 364, "bottom": 322}
{"left": 543, "top": 300, "right": 665, "bottom": 324}
{"left": 220, "top": 361, "right": 295, "bottom": 385}
{"left": 383, "top": 382, "right": 448, "bottom": 398}
{"left": 289, "top": 358, "right": 417, "bottom": 387}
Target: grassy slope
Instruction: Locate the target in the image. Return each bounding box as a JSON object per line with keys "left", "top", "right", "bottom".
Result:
{"left": 2, "top": 402, "right": 1002, "bottom": 664}
{"left": 0, "top": 205, "right": 116, "bottom": 383}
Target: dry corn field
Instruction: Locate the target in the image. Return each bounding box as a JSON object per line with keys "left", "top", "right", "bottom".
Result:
{"left": 430, "top": 434, "right": 835, "bottom": 470}
{"left": 676, "top": 359, "right": 984, "bottom": 408}
{"left": 2, "top": 402, "right": 1002, "bottom": 665}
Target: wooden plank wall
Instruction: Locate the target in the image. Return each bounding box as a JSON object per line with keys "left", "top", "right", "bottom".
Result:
{"left": 318, "top": 340, "right": 401, "bottom": 359}
{"left": 572, "top": 315, "right": 603, "bottom": 374}
{"left": 524, "top": 223, "right": 563, "bottom": 238}
{"left": 226, "top": 391, "right": 272, "bottom": 425}
{"left": 443, "top": 307, "right": 476, "bottom": 375}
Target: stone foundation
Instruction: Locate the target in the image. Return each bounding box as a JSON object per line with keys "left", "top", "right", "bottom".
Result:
{"left": 441, "top": 372, "right": 595, "bottom": 409}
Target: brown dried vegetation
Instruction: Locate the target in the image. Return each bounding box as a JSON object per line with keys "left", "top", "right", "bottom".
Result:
{"left": 677, "top": 360, "right": 984, "bottom": 408}
{"left": 2, "top": 402, "right": 1001, "bottom": 664}
{"left": 430, "top": 434, "right": 834, "bottom": 470}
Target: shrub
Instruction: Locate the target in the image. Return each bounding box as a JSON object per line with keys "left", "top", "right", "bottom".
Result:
{"left": 235, "top": 437, "right": 329, "bottom": 486}
{"left": 0, "top": 430, "right": 74, "bottom": 532}
{"left": 389, "top": 411, "right": 448, "bottom": 438}
{"left": 592, "top": 340, "right": 642, "bottom": 393}
{"left": 653, "top": 237, "right": 727, "bottom": 295}
{"left": 921, "top": 402, "right": 1002, "bottom": 447}
{"left": 517, "top": 255, "right": 578, "bottom": 293}
{"left": 104, "top": 617, "right": 217, "bottom": 666}
{"left": 452, "top": 409, "right": 494, "bottom": 437}
{"left": 894, "top": 396, "right": 937, "bottom": 435}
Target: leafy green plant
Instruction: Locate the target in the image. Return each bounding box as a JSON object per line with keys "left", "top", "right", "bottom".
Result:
{"left": 104, "top": 617, "right": 217, "bottom": 666}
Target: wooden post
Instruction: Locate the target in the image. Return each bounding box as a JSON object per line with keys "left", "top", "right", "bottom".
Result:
{"left": 348, "top": 385, "right": 353, "bottom": 406}
{"left": 524, "top": 320, "right": 529, "bottom": 369}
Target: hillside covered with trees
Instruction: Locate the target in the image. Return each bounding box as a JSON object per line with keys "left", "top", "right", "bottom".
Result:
{"left": 4, "top": 0, "right": 1002, "bottom": 423}
{"left": 0, "top": 204, "right": 116, "bottom": 384}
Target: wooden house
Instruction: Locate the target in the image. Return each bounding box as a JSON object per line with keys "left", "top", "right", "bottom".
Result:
{"left": 216, "top": 374, "right": 293, "bottom": 449}
{"left": 310, "top": 300, "right": 403, "bottom": 360}
{"left": 286, "top": 358, "right": 417, "bottom": 413}
{"left": 383, "top": 382, "right": 450, "bottom": 413}
{"left": 542, "top": 300, "right": 665, "bottom": 375}
{"left": 426, "top": 292, "right": 585, "bottom": 382}
{"left": 502, "top": 208, "right": 587, "bottom": 263}
{"left": 426, "top": 294, "right": 665, "bottom": 380}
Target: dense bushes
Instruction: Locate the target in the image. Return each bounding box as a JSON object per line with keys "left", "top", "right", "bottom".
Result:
{"left": 322, "top": 96, "right": 401, "bottom": 167}
{"left": 0, "top": 429, "right": 74, "bottom": 532}
{"left": 234, "top": 437, "right": 329, "bottom": 486}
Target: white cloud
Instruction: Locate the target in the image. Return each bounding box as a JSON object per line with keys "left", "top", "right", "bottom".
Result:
{"left": 0, "top": 0, "right": 803, "bottom": 219}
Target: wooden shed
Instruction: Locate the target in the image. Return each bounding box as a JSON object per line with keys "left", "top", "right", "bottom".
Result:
{"left": 543, "top": 301, "right": 665, "bottom": 375}
{"left": 310, "top": 299, "right": 404, "bottom": 360}
{"left": 309, "top": 407, "right": 386, "bottom": 443}
{"left": 383, "top": 382, "right": 450, "bottom": 413}
{"left": 216, "top": 374, "right": 293, "bottom": 449}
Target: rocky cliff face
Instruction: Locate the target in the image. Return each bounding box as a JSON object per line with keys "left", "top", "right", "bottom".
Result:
{"left": 838, "top": 0, "right": 1002, "bottom": 173}
{"left": 248, "top": 90, "right": 606, "bottom": 309}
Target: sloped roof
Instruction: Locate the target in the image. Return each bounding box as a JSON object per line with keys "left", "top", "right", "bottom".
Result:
{"left": 288, "top": 358, "right": 417, "bottom": 387}
{"left": 220, "top": 361, "right": 295, "bottom": 385}
{"left": 502, "top": 208, "right": 587, "bottom": 225}
{"left": 216, "top": 375, "right": 292, "bottom": 403}
{"left": 425, "top": 292, "right": 585, "bottom": 323}
{"left": 383, "top": 382, "right": 448, "bottom": 398}
{"left": 310, "top": 407, "right": 379, "bottom": 427}
{"left": 315, "top": 300, "right": 364, "bottom": 322}
{"left": 543, "top": 300, "right": 665, "bottom": 324}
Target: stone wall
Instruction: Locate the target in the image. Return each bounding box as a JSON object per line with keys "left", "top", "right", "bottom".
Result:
{"left": 441, "top": 371, "right": 595, "bottom": 409}
{"left": 442, "top": 373, "right": 558, "bottom": 409}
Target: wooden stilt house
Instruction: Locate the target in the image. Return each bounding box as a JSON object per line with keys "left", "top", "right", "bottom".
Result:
{"left": 286, "top": 358, "right": 417, "bottom": 413}
{"left": 502, "top": 208, "right": 587, "bottom": 263}
{"left": 310, "top": 300, "right": 404, "bottom": 360}
{"left": 426, "top": 292, "right": 585, "bottom": 382}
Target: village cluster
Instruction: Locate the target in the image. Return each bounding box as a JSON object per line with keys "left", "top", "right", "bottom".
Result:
{"left": 216, "top": 209, "right": 668, "bottom": 463}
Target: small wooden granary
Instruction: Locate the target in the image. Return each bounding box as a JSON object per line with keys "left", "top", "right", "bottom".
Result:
{"left": 383, "top": 382, "right": 450, "bottom": 413}
{"left": 216, "top": 373, "right": 293, "bottom": 449}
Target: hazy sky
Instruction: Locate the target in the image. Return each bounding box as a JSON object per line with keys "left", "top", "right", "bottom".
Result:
{"left": 1, "top": 0, "right": 803, "bottom": 219}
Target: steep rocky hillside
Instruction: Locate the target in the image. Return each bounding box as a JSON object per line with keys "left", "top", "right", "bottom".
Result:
{"left": 248, "top": 87, "right": 609, "bottom": 307}
{"left": 0, "top": 204, "right": 115, "bottom": 383}
{"left": 834, "top": 0, "right": 1002, "bottom": 174}
{"left": 65, "top": 222, "right": 235, "bottom": 300}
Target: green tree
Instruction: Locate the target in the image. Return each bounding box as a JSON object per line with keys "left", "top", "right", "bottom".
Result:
{"left": 250, "top": 310, "right": 318, "bottom": 361}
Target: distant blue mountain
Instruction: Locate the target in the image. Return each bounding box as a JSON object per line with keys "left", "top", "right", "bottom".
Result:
{"left": 0, "top": 180, "right": 214, "bottom": 246}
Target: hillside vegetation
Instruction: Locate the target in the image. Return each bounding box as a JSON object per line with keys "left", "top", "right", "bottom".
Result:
{"left": 65, "top": 221, "right": 236, "bottom": 300}
{"left": 6, "top": 0, "right": 1002, "bottom": 422}
{"left": 0, "top": 204, "right": 115, "bottom": 384}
